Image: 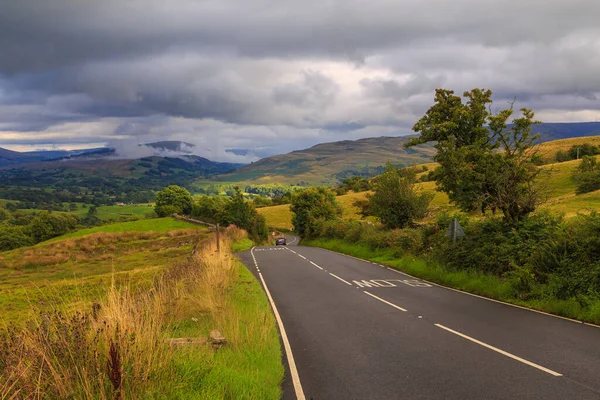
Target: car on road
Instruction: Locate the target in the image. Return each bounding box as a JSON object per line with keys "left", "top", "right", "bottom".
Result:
{"left": 275, "top": 237, "right": 286, "bottom": 246}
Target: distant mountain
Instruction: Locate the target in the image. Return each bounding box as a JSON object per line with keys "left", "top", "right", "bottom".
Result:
{"left": 0, "top": 147, "right": 119, "bottom": 167}
{"left": 144, "top": 141, "right": 195, "bottom": 153}
{"left": 212, "top": 122, "right": 600, "bottom": 186}
{"left": 24, "top": 148, "right": 110, "bottom": 160}
{"left": 534, "top": 122, "right": 600, "bottom": 142}
{"left": 0, "top": 154, "right": 245, "bottom": 203}
{"left": 0, "top": 147, "right": 43, "bottom": 167}
{"left": 214, "top": 136, "right": 437, "bottom": 185}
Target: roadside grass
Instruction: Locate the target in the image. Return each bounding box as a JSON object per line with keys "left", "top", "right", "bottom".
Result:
{"left": 231, "top": 237, "right": 254, "bottom": 252}
{"left": 304, "top": 238, "right": 600, "bottom": 325}
{"left": 0, "top": 226, "right": 283, "bottom": 399}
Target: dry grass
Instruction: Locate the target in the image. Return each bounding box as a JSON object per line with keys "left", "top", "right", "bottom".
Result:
{"left": 0, "top": 229, "right": 197, "bottom": 270}
{"left": 0, "top": 226, "right": 253, "bottom": 399}
{"left": 534, "top": 136, "right": 600, "bottom": 162}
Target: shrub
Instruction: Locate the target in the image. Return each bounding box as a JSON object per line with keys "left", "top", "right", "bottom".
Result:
{"left": 291, "top": 187, "right": 342, "bottom": 238}
{"left": 368, "top": 165, "right": 433, "bottom": 229}
{"left": 154, "top": 185, "right": 193, "bottom": 217}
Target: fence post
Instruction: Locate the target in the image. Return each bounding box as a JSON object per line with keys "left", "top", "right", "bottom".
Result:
{"left": 216, "top": 223, "right": 220, "bottom": 253}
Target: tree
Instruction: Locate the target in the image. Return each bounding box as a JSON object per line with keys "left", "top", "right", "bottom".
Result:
{"left": 154, "top": 185, "right": 193, "bottom": 217}
{"left": 0, "top": 207, "right": 11, "bottom": 222}
{"left": 573, "top": 156, "right": 600, "bottom": 194}
{"left": 367, "top": 165, "right": 434, "bottom": 229}
{"left": 291, "top": 187, "right": 342, "bottom": 238}
{"left": 192, "top": 195, "right": 228, "bottom": 223}
{"left": 221, "top": 187, "right": 268, "bottom": 242}
{"left": 407, "top": 88, "right": 544, "bottom": 223}
{"left": 0, "top": 226, "right": 34, "bottom": 251}
{"left": 27, "top": 212, "right": 78, "bottom": 242}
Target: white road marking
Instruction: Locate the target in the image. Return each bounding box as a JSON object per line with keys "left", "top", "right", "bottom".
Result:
{"left": 434, "top": 324, "right": 562, "bottom": 377}
{"left": 314, "top": 247, "right": 600, "bottom": 329}
{"left": 309, "top": 261, "right": 324, "bottom": 270}
{"left": 363, "top": 291, "right": 408, "bottom": 312}
{"left": 329, "top": 273, "right": 353, "bottom": 286}
{"left": 287, "top": 236, "right": 298, "bottom": 245}
{"left": 251, "top": 248, "right": 306, "bottom": 400}
{"left": 298, "top": 254, "right": 307, "bottom": 260}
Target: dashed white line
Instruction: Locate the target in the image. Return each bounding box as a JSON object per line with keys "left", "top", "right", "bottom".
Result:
{"left": 309, "top": 261, "right": 324, "bottom": 270}
{"left": 363, "top": 291, "right": 407, "bottom": 312}
{"left": 298, "top": 254, "right": 307, "bottom": 260}
{"left": 251, "top": 247, "right": 306, "bottom": 400}
{"left": 329, "top": 273, "right": 352, "bottom": 286}
{"left": 434, "top": 323, "right": 562, "bottom": 377}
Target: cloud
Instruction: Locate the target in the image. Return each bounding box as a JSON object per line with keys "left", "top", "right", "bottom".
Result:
{"left": 0, "top": 0, "right": 600, "bottom": 161}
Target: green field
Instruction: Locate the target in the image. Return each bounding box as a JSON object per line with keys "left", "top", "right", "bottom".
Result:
{"left": 48, "top": 217, "right": 196, "bottom": 241}
{"left": 12, "top": 203, "right": 155, "bottom": 221}
{"left": 0, "top": 219, "right": 205, "bottom": 324}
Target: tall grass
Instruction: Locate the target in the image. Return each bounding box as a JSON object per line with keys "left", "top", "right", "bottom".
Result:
{"left": 0, "top": 225, "right": 282, "bottom": 399}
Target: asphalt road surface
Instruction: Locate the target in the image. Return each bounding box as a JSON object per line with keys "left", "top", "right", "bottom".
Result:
{"left": 239, "top": 235, "right": 600, "bottom": 400}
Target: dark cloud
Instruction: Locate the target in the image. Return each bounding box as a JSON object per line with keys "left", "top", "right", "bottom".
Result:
{"left": 0, "top": 0, "right": 599, "bottom": 161}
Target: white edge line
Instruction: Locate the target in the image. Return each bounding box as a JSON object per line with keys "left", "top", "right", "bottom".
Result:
{"left": 312, "top": 247, "right": 600, "bottom": 330}
{"left": 329, "top": 273, "right": 352, "bottom": 286}
{"left": 287, "top": 235, "right": 298, "bottom": 245}
{"left": 434, "top": 323, "right": 562, "bottom": 377}
{"left": 251, "top": 248, "right": 306, "bottom": 400}
{"left": 363, "top": 291, "right": 407, "bottom": 312}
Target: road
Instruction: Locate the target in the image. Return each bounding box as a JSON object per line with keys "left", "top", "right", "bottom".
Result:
{"left": 238, "top": 235, "right": 600, "bottom": 400}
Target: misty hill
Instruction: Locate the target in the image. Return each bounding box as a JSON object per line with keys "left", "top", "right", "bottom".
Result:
{"left": 0, "top": 147, "right": 43, "bottom": 167}
{"left": 144, "top": 141, "right": 195, "bottom": 153}
{"left": 215, "top": 136, "right": 437, "bottom": 185}
{"left": 0, "top": 147, "right": 118, "bottom": 167}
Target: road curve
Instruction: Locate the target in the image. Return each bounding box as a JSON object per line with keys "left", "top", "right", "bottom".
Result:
{"left": 239, "top": 235, "right": 600, "bottom": 400}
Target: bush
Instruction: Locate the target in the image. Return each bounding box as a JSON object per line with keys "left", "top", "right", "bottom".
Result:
{"left": 26, "top": 212, "right": 78, "bottom": 243}
{"left": 368, "top": 165, "right": 433, "bottom": 229}
{"left": 154, "top": 185, "right": 193, "bottom": 217}
{"left": 291, "top": 187, "right": 342, "bottom": 238}
{"left": 0, "top": 226, "right": 34, "bottom": 251}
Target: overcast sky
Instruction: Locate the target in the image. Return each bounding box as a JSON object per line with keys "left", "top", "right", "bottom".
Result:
{"left": 1, "top": 0, "right": 599, "bottom": 161}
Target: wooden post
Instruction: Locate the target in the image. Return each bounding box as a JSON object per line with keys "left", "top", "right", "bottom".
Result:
{"left": 216, "top": 223, "right": 220, "bottom": 253}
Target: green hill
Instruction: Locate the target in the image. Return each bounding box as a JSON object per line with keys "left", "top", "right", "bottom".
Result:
{"left": 213, "top": 136, "right": 436, "bottom": 186}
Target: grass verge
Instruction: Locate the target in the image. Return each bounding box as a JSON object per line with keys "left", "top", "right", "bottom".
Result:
{"left": 304, "top": 238, "right": 600, "bottom": 325}
{"left": 1, "top": 226, "right": 283, "bottom": 399}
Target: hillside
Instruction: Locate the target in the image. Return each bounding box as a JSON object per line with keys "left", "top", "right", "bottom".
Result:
{"left": 0, "top": 155, "right": 244, "bottom": 204}
{"left": 257, "top": 143, "right": 600, "bottom": 229}
{"left": 210, "top": 123, "right": 600, "bottom": 186}
{"left": 215, "top": 136, "right": 437, "bottom": 185}
{"left": 0, "top": 147, "right": 42, "bottom": 167}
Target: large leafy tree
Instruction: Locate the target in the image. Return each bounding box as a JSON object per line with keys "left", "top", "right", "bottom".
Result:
{"left": 407, "top": 88, "right": 544, "bottom": 223}
{"left": 368, "top": 165, "right": 434, "bottom": 229}
{"left": 291, "top": 187, "right": 342, "bottom": 238}
{"left": 154, "top": 185, "right": 193, "bottom": 217}
{"left": 222, "top": 187, "right": 268, "bottom": 242}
